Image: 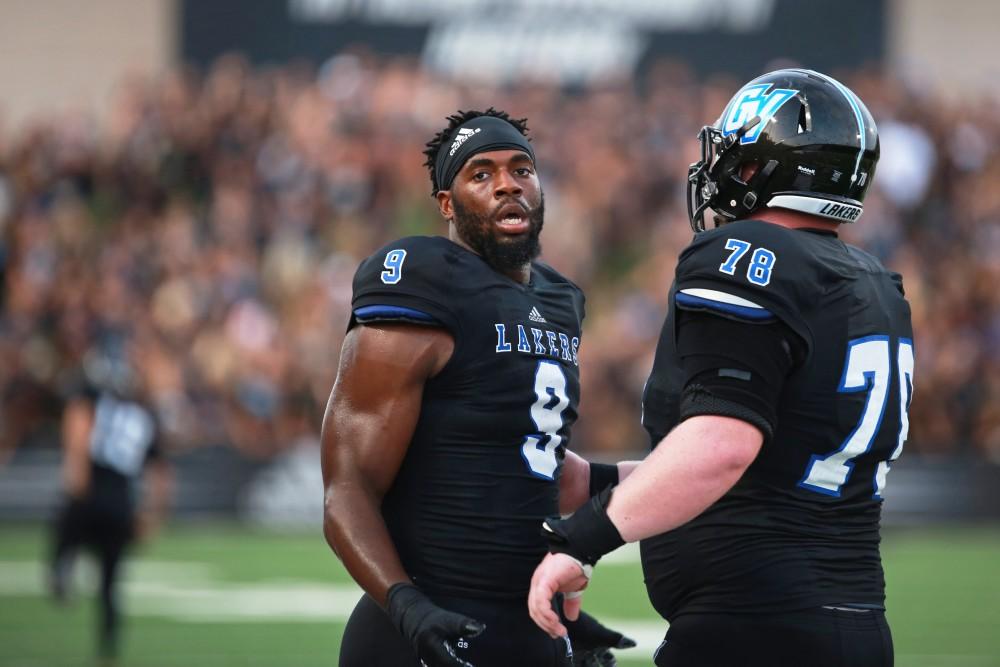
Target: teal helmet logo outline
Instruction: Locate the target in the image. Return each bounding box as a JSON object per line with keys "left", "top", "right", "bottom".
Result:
{"left": 720, "top": 83, "right": 798, "bottom": 144}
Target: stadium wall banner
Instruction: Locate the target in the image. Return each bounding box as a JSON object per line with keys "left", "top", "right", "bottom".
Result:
{"left": 181, "top": 0, "right": 885, "bottom": 83}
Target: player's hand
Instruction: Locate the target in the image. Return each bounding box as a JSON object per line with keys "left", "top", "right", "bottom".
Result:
{"left": 528, "top": 552, "right": 592, "bottom": 639}
{"left": 386, "top": 583, "right": 485, "bottom": 667}
{"left": 565, "top": 609, "right": 637, "bottom": 666}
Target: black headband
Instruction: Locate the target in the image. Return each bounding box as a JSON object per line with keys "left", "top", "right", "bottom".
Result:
{"left": 434, "top": 116, "right": 535, "bottom": 192}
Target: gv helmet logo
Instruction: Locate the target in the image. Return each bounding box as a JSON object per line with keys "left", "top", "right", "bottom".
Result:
{"left": 721, "top": 84, "right": 798, "bottom": 144}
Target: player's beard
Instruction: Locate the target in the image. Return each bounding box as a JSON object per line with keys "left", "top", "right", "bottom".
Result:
{"left": 452, "top": 192, "right": 545, "bottom": 274}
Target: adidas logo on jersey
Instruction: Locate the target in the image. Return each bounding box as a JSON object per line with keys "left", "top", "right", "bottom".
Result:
{"left": 448, "top": 127, "right": 481, "bottom": 156}
{"left": 529, "top": 307, "right": 546, "bottom": 323}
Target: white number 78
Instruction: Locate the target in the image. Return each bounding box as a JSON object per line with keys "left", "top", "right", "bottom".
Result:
{"left": 800, "top": 336, "right": 914, "bottom": 498}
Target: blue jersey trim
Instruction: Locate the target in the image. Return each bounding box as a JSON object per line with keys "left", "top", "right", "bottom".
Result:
{"left": 354, "top": 305, "right": 438, "bottom": 323}
{"left": 675, "top": 292, "right": 775, "bottom": 321}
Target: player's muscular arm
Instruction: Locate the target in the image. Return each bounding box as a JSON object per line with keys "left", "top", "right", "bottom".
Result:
{"left": 321, "top": 323, "right": 453, "bottom": 606}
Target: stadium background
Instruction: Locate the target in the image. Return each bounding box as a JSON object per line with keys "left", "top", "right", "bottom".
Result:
{"left": 0, "top": 1, "right": 998, "bottom": 665}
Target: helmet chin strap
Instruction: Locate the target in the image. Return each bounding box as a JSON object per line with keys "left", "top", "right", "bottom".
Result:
{"left": 740, "top": 159, "right": 779, "bottom": 212}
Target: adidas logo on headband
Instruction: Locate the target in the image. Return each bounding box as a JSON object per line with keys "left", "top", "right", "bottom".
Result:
{"left": 448, "top": 127, "right": 481, "bottom": 156}
{"left": 434, "top": 115, "right": 535, "bottom": 192}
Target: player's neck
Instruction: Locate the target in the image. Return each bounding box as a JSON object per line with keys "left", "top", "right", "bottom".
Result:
{"left": 753, "top": 208, "right": 841, "bottom": 233}
{"left": 503, "top": 265, "right": 531, "bottom": 284}
{"left": 447, "top": 231, "right": 531, "bottom": 285}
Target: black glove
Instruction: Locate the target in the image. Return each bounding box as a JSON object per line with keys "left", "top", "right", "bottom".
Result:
{"left": 565, "top": 608, "right": 637, "bottom": 667}
{"left": 542, "top": 486, "right": 625, "bottom": 566}
{"left": 386, "top": 583, "right": 485, "bottom": 667}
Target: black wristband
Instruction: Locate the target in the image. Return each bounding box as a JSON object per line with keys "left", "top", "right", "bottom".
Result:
{"left": 588, "top": 462, "right": 619, "bottom": 496}
{"left": 542, "top": 486, "right": 625, "bottom": 566}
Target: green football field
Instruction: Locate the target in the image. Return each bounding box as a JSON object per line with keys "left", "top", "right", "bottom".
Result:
{"left": 0, "top": 523, "right": 998, "bottom": 666}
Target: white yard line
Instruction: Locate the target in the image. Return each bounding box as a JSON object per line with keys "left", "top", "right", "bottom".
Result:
{"left": 1, "top": 559, "right": 996, "bottom": 666}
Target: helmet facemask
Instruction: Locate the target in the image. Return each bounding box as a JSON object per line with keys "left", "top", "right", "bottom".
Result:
{"left": 687, "top": 116, "right": 777, "bottom": 233}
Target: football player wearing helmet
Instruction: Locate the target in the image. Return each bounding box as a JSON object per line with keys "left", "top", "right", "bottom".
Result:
{"left": 323, "top": 109, "right": 635, "bottom": 667}
{"left": 529, "top": 69, "right": 912, "bottom": 667}
{"left": 48, "top": 342, "right": 172, "bottom": 665}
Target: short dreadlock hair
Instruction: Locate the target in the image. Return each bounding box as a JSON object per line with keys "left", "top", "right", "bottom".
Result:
{"left": 422, "top": 108, "right": 531, "bottom": 195}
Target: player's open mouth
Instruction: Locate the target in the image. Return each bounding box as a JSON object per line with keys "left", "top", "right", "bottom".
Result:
{"left": 495, "top": 203, "right": 530, "bottom": 234}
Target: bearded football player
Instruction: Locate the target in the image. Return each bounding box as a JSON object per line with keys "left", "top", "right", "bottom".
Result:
{"left": 323, "top": 109, "right": 635, "bottom": 667}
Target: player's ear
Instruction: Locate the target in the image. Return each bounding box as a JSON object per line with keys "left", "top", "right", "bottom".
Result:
{"left": 436, "top": 190, "right": 454, "bottom": 221}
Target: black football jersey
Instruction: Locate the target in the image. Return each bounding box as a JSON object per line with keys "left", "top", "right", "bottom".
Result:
{"left": 72, "top": 382, "right": 161, "bottom": 508}
{"left": 350, "top": 236, "right": 585, "bottom": 598}
{"left": 640, "top": 220, "right": 914, "bottom": 619}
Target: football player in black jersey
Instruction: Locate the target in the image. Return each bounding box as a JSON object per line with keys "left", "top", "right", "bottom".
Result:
{"left": 49, "top": 345, "right": 171, "bottom": 665}
{"left": 528, "top": 70, "right": 913, "bottom": 667}
{"left": 322, "top": 109, "right": 635, "bottom": 667}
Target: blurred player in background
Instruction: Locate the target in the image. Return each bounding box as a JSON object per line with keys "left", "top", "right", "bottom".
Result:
{"left": 528, "top": 69, "right": 913, "bottom": 667}
{"left": 322, "top": 108, "right": 635, "bottom": 667}
{"left": 49, "top": 339, "right": 172, "bottom": 665}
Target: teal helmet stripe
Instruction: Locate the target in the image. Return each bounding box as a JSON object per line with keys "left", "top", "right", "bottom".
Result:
{"left": 789, "top": 68, "right": 868, "bottom": 181}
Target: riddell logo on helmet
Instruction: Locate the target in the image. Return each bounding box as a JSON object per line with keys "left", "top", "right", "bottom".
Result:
{"left": 449, "top": 127, "right": 481, "bottom": 156}
{"left": 819, "top": 202, "right": 861, "bottom": 221}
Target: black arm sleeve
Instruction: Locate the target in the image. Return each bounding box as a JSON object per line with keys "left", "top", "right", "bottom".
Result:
{"left": 676, "top": 309, "right": 805, "bottom": 439}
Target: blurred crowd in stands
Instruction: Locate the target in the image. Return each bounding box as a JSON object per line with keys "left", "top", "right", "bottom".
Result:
{"left": 0, "top": 54, "right": 997, "bottom": 463}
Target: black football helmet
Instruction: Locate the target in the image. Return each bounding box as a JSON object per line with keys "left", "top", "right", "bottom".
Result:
{"left": 687, "top": 68, "right": 879, "bottom": 232}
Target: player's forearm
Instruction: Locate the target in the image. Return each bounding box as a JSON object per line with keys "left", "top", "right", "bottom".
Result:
{"left": 62, "top": 456, "right": 90, "bottom": 498}
{"left": 558, "top": 450, "right": 591, "bottom": 513}
{"left": 323, "top": 480, "right": 411, "bottom": 606}
{"left": 606, "top": 415, "right": 761, "bottom": 543}
{"left": 559, "top": 454, "right": 643, "bottom": 514}
{"left": 61, "top": 401, "right": 93, "bottom": 496}
{"left": 616, "top": 460, "right": 641, "bottom": 483}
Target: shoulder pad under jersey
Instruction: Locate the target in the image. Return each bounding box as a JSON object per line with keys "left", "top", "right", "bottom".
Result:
{"left": 351, "top": 236, "right": 461, "bottom": 332}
